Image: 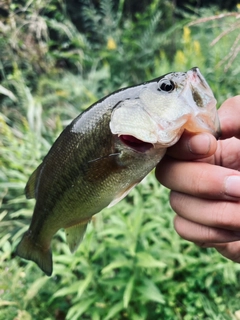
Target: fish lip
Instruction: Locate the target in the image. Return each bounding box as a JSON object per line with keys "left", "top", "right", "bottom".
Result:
{"left": 119, "top": 135, "right": 154, "bottom": 153}
{"left": 180, "top": 67, "right": 221, "bottom": 138}
{"left": 183, "top": 109, "right": 221, "bottom": 139}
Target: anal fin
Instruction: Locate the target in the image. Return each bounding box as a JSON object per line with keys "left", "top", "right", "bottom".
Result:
{"left": 65, "top": 220, "right": 89, "bottom": 253}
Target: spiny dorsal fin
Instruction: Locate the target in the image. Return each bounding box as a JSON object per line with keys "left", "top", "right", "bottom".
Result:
{"left": 65, "top": 220, "right": 90, "bottom": 253}
{"left": 25, "top": 164, "right": 43, "bottom": 199}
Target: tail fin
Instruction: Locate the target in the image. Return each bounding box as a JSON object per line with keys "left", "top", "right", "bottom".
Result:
{"left": 16, "top": 232, "right": 53, "bottom": 276}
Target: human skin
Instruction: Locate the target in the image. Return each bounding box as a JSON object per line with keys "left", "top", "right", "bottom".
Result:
{"left": 155, "top": 96, "right": 240, "bottom": 263}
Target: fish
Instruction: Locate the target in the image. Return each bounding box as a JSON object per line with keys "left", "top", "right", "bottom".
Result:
{"left": 16, "top": 67, "right": 220, "bottom": 276}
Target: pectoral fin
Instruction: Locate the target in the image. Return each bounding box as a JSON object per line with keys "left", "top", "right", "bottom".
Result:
{"left": 107, "top": 182, "right": 139, "bottom": 208}
{"left": 65, "top": 221, "right": 90, "bottom": 253}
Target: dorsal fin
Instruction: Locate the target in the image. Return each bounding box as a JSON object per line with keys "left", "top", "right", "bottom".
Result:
{"left": 25, "top": 164, "right": 43, "bottom": 199}
{"left": 65, "top": 220, "right": 90, "bottom": 253}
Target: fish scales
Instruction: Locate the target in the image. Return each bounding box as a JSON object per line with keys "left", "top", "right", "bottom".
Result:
{"left": 16, "top": 67, "right": 220, "bottom": 276}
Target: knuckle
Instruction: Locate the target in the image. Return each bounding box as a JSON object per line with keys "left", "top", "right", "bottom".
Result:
{"left": 173, "top": 216, "right": 187, "bottom": 239}
{"left": 213, "top": 202, "right": 236, "bottom": 228}
{"left": 216, "top": 242, "right": 240, "bottom": 263}
{"left": 199, "top": 224, "right": 219, "bottom": 243}
{"left": 169, "top": 191, "right": 184, "bottom": 214}
{"left": 189, "top": 164, "right": 211, "bottom": 196}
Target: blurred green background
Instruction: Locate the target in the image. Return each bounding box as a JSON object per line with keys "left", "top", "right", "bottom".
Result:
{"left": 1, "top": 1, "right": 240, "bottom": 319}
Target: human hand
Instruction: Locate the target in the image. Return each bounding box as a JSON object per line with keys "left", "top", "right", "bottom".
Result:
{"left": 156, "top": 96, "right": 240, "bottom": 262}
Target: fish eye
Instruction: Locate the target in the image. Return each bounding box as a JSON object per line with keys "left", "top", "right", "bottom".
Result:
{"left": 158, "top": 79, "right": 175, "bottom": 93}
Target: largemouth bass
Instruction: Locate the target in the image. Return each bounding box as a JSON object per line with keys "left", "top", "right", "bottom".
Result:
{"left": 16, "top": 67, "right": 220, "bottom": 276}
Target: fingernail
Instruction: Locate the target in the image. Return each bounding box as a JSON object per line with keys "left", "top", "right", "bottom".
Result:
{"left": 188, "top": 133, "right": 211, "bottom": 155}
{"left": 225, "top": 176, "right": 240, "bottom": 198}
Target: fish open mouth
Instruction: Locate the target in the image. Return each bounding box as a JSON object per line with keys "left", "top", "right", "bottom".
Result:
{"left": 120, "top": 135, "right": 153, "bottom": 153}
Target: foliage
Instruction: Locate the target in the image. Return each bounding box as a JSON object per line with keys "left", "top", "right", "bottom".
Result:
{"left": 1, "top": 1, "right": 240, "bottom": 319}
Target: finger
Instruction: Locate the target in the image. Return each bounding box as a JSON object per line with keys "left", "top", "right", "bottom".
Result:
{"left": 156, "top": 158, "right": 240, "bottom": 200}
{"left": 166, "top": 131, "right": 217, "bottom": 160}
{"left": 170, "top": 191, "right": 240, "bottom": 230}
{"left": 174, "top": 216, "right": 240, "bottom": 244}
{"left": 214, "top": 242, "right": 240, "bottom": 263}
{"left": 195, "top": 241, "right": 240, "bottom": 263}
{"left": 214, "top": 137, "right": 240, "bottom": 170}
{"left": 218, "top": 95, "right": 240, "bottom": 139}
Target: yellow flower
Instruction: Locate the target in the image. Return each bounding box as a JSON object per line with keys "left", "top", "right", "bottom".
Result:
{"left": 193, "top": 40, "right": 201, "bottom": 55}
{"left": 175, "top": 50, "right": 186, "bottom": 66}
{"left": 56, "top": 90, "right": 68, "bottom": 97}
{"left": 237, "top": 3, "right": 240, "bottom": 10}
{"left": 107, "top": 37, "right": 117, "bottom": 50}
{"left": 183, "top": 26, "right": 191, "bottom": 44}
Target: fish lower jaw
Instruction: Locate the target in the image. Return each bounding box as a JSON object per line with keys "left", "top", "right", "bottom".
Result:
{"left": 119, "top": 135, "right": 154, "bottom": 153}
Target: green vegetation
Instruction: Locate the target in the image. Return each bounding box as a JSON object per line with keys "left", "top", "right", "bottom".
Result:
{"left": 1, "top": 1, "right": 240, "bottom": 319}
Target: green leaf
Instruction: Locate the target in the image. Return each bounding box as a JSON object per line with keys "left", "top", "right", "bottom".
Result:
{"left": 0, "top": 210, "right": 8, "bottom": 222}
{"left": 104, "top": 301, "right": 123, "bottom": 320}
{"left": 24, "top": 277, "right": 49, "bottom": 301}
{"left": 0, "top": 300, "right": 18, "bottom": 307}
{"left": 66, "top": 297, "right": 96, "bottom": 320}
{"left": 53, "top": 281, "right": 81, "bottom": 299}
{"left": 101, "top": 258, "right": 132, "bottom": 274}
{"left": 52, "top": 271, "right": 93, "bottom": 300}
{"left": 123, "top": 275, "right": 135, "bottom": 308}
{"left": 0, "top": 233, "right": 11, "bottom": 249}
{"left": 136, "top": 252, "right": 166, "bottom": 269}
{"left": 77, "top": 271, "right": 93, "bottom": 298}
{"left": 139, "top": 279, "right": 165, "bottom": 304}
{"left": 0, "top": 84, "right": 17, "bottom": 101}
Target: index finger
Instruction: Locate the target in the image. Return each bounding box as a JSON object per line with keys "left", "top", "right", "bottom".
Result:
{"left": 156, "top": 157, "right": 240, "bottom": 201}
{"left": 218, "top": 95, "right": 240, "bottom": 139}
